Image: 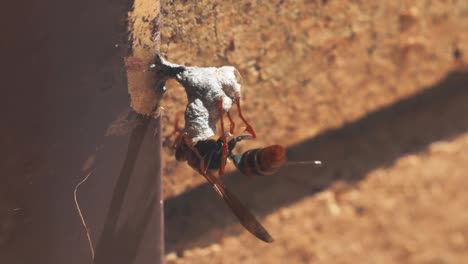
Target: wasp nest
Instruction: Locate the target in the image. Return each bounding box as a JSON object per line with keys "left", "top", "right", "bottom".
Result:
{"left": 153, "top": 56, "right": 243, "bottom": 142}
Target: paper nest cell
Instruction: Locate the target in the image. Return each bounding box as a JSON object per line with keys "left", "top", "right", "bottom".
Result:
{"left": 176, "top": 66, "right": 242, "bottom": 142}
{"left": 155, "top": 56, "right": 243, "bottom": 142}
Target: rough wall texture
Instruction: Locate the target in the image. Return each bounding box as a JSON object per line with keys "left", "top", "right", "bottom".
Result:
{"left": 158, "top": 1, "right": 468, "bottom": 263}
{"left": 160, "top": 0, "right": 468, "bottom": 196}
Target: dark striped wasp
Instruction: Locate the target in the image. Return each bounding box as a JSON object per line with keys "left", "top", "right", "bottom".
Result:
{"left": 170, "top": 99, "right": 320, "bottom": 243}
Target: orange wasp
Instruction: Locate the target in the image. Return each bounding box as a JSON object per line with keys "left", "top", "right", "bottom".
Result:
{"left": 171, "top": 98, "right": 320, "bottom": 242}
{"left": 171, "top": 98, "right": 279, "bottom": 242}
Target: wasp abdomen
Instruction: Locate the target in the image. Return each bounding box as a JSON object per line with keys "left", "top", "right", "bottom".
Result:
{"left": 239, "top": 145, "right": 286, "bottom": 176}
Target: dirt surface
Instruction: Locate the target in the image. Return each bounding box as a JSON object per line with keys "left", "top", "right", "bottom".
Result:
{"left": 167, "top": 131, "right": 468, "bottom": 263}
{"left": 159, "top": 0, "right": 468, "bottom": 197}
{"left": 163, "top": 72, "right": 468, "bottom": 263}
{"left": 157, "top": 1, "right": 468, "bottom": 263}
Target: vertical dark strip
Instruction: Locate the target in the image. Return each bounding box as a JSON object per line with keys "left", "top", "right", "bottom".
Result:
{"left": 154, "top": 116, "right": 164, "bottom": 264}
{"left": 0, "top": 0, "right": 164, "bottom": 262}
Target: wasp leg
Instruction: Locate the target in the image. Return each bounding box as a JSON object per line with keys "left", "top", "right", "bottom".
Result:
{"left": 226, "top": 111, "right": 235, "bottom": 135}
{"left": 234, "top": 97, "right": 256, "bottom": 139}
{"left": 170, "top": 110, "right": 186, "bottom": 150}
{"left": 174, "top": 109, "right": 184, "bottom": 132}
{"left": 218, "top": 97, "right": 228, "bottom": 175}
{"left": 182, "top": 134, "right": 206, "bottom": 173}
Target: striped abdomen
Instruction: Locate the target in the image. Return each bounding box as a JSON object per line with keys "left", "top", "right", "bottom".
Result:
{"left": 237, "top": 145, "right": 286, "bottom": 176}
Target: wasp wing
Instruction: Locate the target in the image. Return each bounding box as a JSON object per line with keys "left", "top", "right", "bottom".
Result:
{"left": 202, "top": 171, "right": 274, "bottom": 243}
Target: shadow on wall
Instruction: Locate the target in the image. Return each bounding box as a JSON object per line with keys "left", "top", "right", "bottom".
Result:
{"left": 165, "top": 71, "right": 468, "bottom": 252}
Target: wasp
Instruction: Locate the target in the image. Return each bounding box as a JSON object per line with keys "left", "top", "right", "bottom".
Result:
{"left": 175, "top": 132, "right": 286, "bottom": 177}
{"left": 175, "top": 134, "right": 290, "bottom": 243}
{"left": 172, "top": 97, "right": 256, "bottom": 176}
{"left": 170, "top": 99, "right": 321, "bottom": 243}
{"left": 171, "top": 102, "right": 277, "bottom": 242}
